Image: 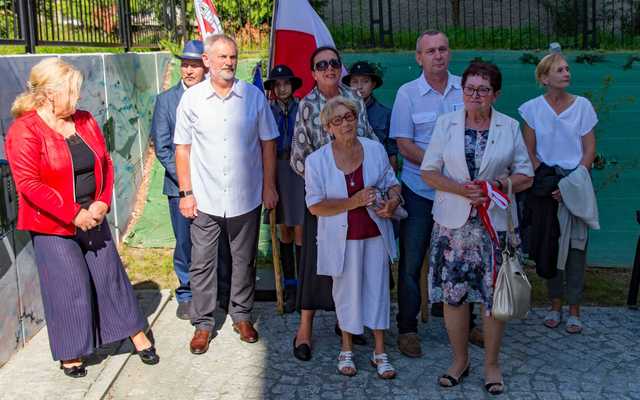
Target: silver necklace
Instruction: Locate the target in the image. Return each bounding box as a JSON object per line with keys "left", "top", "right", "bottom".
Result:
{"left": 346, "top": 170, "right": 356, "bottom": 187}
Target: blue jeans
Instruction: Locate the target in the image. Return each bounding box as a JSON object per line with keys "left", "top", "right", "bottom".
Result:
{"left": 168, "top": 197, "right": 232, "bottom": 304}
{"left": 168, "top": 197, "right": 193, "bottom": 303}
{"left": 396, "top": 184, "right": 434, "bottom": 334}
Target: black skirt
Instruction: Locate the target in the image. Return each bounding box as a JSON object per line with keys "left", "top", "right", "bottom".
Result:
{"left": 296, "top": 207, "right": 335, "bottom": 311}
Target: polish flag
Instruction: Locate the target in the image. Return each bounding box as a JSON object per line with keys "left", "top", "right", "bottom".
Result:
{"left": 270, "top": 0, "right": 339, "bottom": 97}
{"left": 194, "top": 0, "right": 223, "bottom": 39}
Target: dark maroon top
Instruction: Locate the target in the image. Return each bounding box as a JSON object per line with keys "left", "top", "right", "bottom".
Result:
{"left": 345, "top": 164, "right": 380, "bottom": 240}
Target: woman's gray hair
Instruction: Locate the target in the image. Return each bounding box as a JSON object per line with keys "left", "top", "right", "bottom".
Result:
{"left": 320, "top": 96, "right": 359, "bottom": 129}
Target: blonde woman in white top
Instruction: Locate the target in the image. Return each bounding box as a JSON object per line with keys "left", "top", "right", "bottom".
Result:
{"left": 518, "top": 53, "right": 597, "bottom": 334}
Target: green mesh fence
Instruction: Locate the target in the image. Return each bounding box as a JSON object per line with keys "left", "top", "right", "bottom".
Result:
{"left": 127, "top": 51, "right": 640, "bottom": 267}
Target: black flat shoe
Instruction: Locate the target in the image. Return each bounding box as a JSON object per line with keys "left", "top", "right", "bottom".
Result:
{"left": 60, "top": 361, "right": 87, "bottom": 378}
{"left": 485, "top": 381, "right": 505, "bottom": 395}
{"left": 136, "top": 346, "right": 160, "bottom": 365}
{"left": 438, "top": 364, "right": 470, "bottom": 387}
{"left": 293, "top": 336, "right": 311, "bottom": 361}
{"left": 334, "top": 323, "right": 367, "bottom": 346}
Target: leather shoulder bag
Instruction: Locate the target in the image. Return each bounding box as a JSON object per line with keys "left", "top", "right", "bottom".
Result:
{"left": 492, "top": 178, "right": 532, "bottom": 321}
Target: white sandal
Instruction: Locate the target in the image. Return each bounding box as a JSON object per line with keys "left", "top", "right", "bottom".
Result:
{"left": 337, "top": 351, "right": 357, "bottom": 376}
{"left": 543, "top": 310, "right": 562, "bottom": 329}
{"left": 565, "top": 316, "right": 583, "bottom": 334}
{"left": 370, "top": 352, "right": 396, "bottom": 379}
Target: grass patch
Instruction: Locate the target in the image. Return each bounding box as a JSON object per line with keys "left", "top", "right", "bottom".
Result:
{"left": 121, "top": 247, "right": 177, "bottom": 290}
{"left": 121, "top": 245, "right": 632, "bottom": 307}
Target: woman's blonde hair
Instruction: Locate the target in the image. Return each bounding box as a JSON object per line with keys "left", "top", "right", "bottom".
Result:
{"left": 320, "top": 96, "right": 358, "bottom": 129}
{"left": 11, "top": 57, "right": 83, "bottom": 118}
{"left": 535, "top": 53, "right": 567, "bottom": 85}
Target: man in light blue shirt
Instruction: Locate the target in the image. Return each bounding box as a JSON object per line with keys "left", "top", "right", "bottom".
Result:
{"left": 390, "top": 31, "right": 464, "bottom": 358}
{"left": 174, "top": 34, "right": 279, "bottom": 354}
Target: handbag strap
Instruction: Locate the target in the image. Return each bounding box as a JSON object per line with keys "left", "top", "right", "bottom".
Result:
{"left": 505, "top": 178, "right": 517, "bottom": 252}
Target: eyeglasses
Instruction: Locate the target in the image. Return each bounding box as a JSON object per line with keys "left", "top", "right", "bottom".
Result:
{"left": 463, "top": 86, "right": 492, "bottom": 97}
{"left": 329, "top": 112, "right": 356, "bottom": 127}
{"left": 314, "top": 58, "right": 342, "bottom": 71}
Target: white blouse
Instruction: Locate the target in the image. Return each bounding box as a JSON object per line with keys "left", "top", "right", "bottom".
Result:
{"left": 518, "top": 95, "right": 597, "bottom": 170}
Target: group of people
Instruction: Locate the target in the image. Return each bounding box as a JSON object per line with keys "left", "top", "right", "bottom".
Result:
{"left": 4, "top": 29, "right": 598, "bottom": 395}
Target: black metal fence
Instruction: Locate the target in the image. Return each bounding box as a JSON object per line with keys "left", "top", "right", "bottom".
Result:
{"left": 0, "top": 0, "right": 186, "bottom": 52}
{"left": 4, "top": 0, "right": 640, "bottom": 53}
{"left": 320, "top": 0, "right": 640, "bottom": 50}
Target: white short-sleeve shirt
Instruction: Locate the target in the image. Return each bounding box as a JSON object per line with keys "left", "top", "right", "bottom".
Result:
{"left": 518, "top": 95, "right": 597, "bottom": 169}
{"left": 174, "top": 79, "right": 279, "bottom": 218}
{"left": 389, "top": 72, "right": 463, "bottom": 200}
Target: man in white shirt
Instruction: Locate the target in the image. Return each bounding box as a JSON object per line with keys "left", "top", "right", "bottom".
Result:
{"left": 390, "top": 31, "right": 473, "bottom": 357}
{"left": 174, "top": 34, "right": 279, "bottom": 354}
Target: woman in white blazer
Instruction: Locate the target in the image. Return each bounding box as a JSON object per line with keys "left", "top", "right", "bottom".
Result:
{"left": 305, "top": 96, "right": 400, "bottom": 379}
{"left": 421, "top": 62, "right": 533, "bottom": 395}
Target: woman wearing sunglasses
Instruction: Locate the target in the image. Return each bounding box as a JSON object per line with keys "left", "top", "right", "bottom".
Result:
{"left": 304, "top": 96, "right": 400, "bottom": 378}
{"left": 289, "top": 46, "right": 379, "bottom": 362}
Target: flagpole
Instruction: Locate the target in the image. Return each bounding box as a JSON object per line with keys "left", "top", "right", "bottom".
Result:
{"left": 267, "top": 0, "right": 279, "bottom": 72}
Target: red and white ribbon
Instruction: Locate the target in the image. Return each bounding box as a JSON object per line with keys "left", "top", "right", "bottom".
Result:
{"left": 475, "top": 181, "right": 510, "bottom": 286}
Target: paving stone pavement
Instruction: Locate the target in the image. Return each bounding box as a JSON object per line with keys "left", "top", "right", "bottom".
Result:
{"left": 107, "top": 301, "right": 640, "bottom": 400}
{"left": 0, "top": 290, "right": 169, "bottom": 400}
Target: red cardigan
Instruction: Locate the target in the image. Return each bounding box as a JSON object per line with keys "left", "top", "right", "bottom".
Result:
{"left": 5, "top": 110, "right": 114, "bottom": 236}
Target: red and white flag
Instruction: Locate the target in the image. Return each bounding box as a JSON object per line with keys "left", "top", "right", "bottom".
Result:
{"left": 270, "top": 0, "right": 339, "bottom": 97}
{"left": 194, "top": 0, "right": 223, "bottom": 40}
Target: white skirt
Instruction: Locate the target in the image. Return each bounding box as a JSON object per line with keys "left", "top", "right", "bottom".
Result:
{"left": 332, "top": 236, "right": 390, "bottom": 335}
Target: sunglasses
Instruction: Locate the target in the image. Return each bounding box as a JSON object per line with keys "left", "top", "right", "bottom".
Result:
{"left": 329, "top": 111, "right": 356, "bottom": 127}
{"left": 314, "top": 58, "right": 342, "bottom": 72}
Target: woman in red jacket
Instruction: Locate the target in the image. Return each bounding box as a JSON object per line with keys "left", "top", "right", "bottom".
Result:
{"left": 5, "top": 58, "right": 159, "bottom": 378}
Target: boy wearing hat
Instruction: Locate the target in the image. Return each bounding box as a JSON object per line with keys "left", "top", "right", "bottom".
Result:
{"left": 264, "top": 64, "right": 305, "bottom": 313}
{"left": 343, "top": 61, "right": 398, "bottom": 171}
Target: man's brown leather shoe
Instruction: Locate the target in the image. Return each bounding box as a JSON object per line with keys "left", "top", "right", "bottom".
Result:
{"left": 233, "top": 321, "right": 259, "bottom": 343}
{"left": 190, "top": 329, "right": 212, "bottom": 355}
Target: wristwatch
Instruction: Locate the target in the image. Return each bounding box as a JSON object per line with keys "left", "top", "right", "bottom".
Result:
{"left": 178, "top": 190, "right": 193, "bottom": 198}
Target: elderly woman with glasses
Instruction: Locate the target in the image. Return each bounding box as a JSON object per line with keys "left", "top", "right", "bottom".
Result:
{"left": 420, "top": 62, "right": 533, "bottom": 395}
{"left": 289, "top": 46, "right": 378, "bottom": 362}
{"left": 305, "top": 96, "right": 400, "bottom": 378}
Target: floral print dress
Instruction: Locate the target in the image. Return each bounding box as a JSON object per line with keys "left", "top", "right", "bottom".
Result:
{"left": 428, "top": 128, "right": 520, "bottom": 312}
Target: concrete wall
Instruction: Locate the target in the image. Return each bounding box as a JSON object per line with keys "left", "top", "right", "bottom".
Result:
{"left": 0, "top": 52, "right": 171, "bottom": 367}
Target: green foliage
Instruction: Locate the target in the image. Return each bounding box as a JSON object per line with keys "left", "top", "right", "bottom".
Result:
{"left": 216, "top": 0, "right": 273, "bottom": 30}
{"left": 159, "top": 39, "right": 182, "bottom": 57}
{"left": 583, "top": 76, "right": 635, "bottom": 126}
{"left": 519, "top": 52, "right": 540, "bottom": 65}
{"left": 582, "top": 75, "right": 636, "bottom": 189}
{"left": 575, "top": 52, "right": 606, "bottom": 65}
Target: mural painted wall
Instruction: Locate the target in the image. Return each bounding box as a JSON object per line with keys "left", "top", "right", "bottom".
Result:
{"left": 0, "top": 52, "right": 171, "bottom": 367}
